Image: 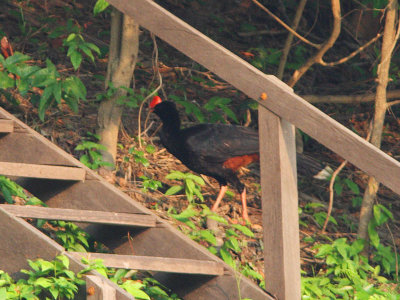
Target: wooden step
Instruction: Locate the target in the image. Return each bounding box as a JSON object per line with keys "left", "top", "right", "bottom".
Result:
{"left": 0, "top": 162, "right": 85, "bottom": 180}
{"left": 0, "top": 120, "right": 13, "bottom": 133}
{"left": 0, "top": 205, "right": 157, "bottom": 227}
{"left": 69, "top": 252, "right": 224, "bottom": 276}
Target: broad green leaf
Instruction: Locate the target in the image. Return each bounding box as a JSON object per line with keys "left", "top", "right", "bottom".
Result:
{"left": 66, "top": 33, "right": 77, "bottom": 42}
{"left": 34, "top": 277, "right": 52, "bottom": 288}
{"left": 121, "top": 280, "right": 150, "bottom": 300}
{"left": 165, "top": 171, "right": 185, "bottom": 180}
{"left": 231, "top": 224, "right": 254, "bottom": 237}
{"left": 0, "top": 72, "right": 14, "bottom": 89}
{"left": 70, "top": 51, "right": 82, "bottom": 70}
{"left": 57, "top": 255, "right": 70, "bottom": 269}
{"left": 86, "top": 42, "right": 101, "bottom": 54}
{"left": 220, "top": 247, "right": 235, "bottom": 268}
{"left": 368, "top": 222, "right": 380, "bottom": 248}
{"left": 344, "top": 178, "right": 360, "bottom": 194}
{"left": 79, "top": 44, "right": 95, "bottom": 62}
{"left": 200, "top": 230, "right": 217, "bottom": 245}
{"left": 165, "top": 185, "right": 183, "bottom": 196}
{"left": 94, "top": 0, "right": 110, "bottom": 15}
{"left": 227, "top": 236, "right": 241, "bottom": 252}
{"left": 4, "top": 52, "right": 30, "bottom": 67}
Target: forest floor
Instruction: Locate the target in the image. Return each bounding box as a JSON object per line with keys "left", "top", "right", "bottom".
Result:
{"left": 2, "top": 0, "right": 400, "bottom": 293}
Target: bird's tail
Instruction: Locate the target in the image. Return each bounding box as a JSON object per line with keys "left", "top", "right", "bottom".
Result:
{"left": 296, "top": 153, "right": 333, "bottom": 180}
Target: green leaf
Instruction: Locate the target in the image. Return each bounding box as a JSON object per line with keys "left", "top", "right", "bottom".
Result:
{"left": 231, "top": 224, "right": 254, "bottom": 237}
{"left": 93, "top": 0, "right": 110, "bottom": 15}
{"left": 368, "top": 221, "right": 380, "bottom": 248}
{"left": 226, "top": 236, "right": 241, "bottom": 252}
{"left": 344, "top": 178, "right": 360, "bottom": 194}
{"left": 206, "top": 214, "right": 228, "bottom": 224}
{"left": 145, "top": 144, "right": 156, "bottom": 154}
{"left": 1, "top": 185, "right": 14, "bottom": 203}
{"left": 333, "top": 180, "right": 343, "bottom": 196}
{"left": 165, "top": 171, "right": 185, "bottom": 180}
{"left": 165, "top": 185, "right": 183, "bottom": 196}
{"left": 4, "top": 52, "right": 30, "bottom": 67}
{"left": 34, "top": 277, "right": 52, "bottom": 288}
{"left": 49, "top": 287, "right": 59, "bottom": 300}
{"left": 121, "top": 280, "right": 150, "bottom": 300}
{"left": 0, "top": 72, "right": 14, "bottom": 89}
{"left": 86, "top": 42, "right": 101, "bottom": 55}
{"left": 57, "top": 255, "right": 70, "bottom": 269}
{"left": 70, "top": 51, "right": 82, "bottom": 70}
{"left": 66, "top": 33, "right": 77, "bottom": 42}
{"left": 79, "top": 44, "right": 95, "bottom": 62}
{"left": 200, "top": 230, "right": 217, "bottom": 245}
{"left": 220, "top": 247, "right": 235, "bottom": 268}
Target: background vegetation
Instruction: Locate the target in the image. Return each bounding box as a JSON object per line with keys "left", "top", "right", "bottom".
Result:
{"left": 1, "top": 0, "right": 400, "bottom": 298}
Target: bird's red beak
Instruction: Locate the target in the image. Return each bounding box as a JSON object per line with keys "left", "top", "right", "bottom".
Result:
{"left": 150, "top": 96, "right": 162, "bottom": 110}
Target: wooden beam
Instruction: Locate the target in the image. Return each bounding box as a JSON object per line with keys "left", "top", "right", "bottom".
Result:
{"left": 86, "top": 275, "right": 117, "bottom": 300}
{"left": 69, "top": 252, "right": 224, "bottom": 276}
{"left": 0, "top": 205, "right": 156, "bottom": 227}
{"left": 0, "top": 206, "right": 135, "bottom": 300}
{"left": 258, "top": 107, "right": 300, "bottom": 299}
{"left": 0, "top": 162, "right": 85, "bottom": 180}
{"left": 0, "top": 119, "right": 13, "bottom": 133}
{"left": 107, "top": 0, "right": 400, "bottom": 196}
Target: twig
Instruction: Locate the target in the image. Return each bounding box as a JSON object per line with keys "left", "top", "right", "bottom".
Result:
{"left": 251, "top": 0, "right": 320, "bottom": 48}
{"left": 320, "top": 33, "right": 383, "bottom": 66}
{"left": 288, "top": 0, "right": 341, "bottom": 87}
{"left": 137, "top": 33, "right": 163, "bottom": 148}
{"left": 321, "top": 122, "right": 372, "bottom": 233}
{"left": 386, "top": 99, "right": 400, "bottom": 107}
{"left": 277, "top": 0, "right": 307, "bottom": 79}
{"left": 321, "top": 159, "right": 347, "bottom": 233}
{"left": 385, "top": 222, "right": 399, "bottom": 281}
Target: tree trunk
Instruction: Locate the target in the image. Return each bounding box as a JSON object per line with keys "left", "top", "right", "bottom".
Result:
{"left": 357, "top": 0, "right": 398, "bottom": 242}
{"left": 97, "top": 8, "right": 139, "bottom": 166}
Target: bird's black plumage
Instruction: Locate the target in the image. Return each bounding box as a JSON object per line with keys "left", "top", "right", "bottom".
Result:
{"left": 152, "top": 101, "right": 260, "bottom": 192}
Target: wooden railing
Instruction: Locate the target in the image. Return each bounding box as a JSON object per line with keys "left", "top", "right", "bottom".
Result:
{"left": 106, "top": 0, "right": 400, "bottom": 299}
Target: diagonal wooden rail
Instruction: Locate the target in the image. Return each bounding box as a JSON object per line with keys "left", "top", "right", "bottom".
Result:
{"left": 103, "top": 1, "right": 400, "bottom": 298}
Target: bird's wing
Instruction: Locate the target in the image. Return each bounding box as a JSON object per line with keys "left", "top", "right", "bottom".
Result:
{"left": 182, "top": 124, "right": 259, "bottom": 163}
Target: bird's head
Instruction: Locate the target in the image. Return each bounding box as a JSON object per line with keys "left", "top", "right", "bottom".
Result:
{"left": 149, "top": 96, "right": 179, "bottom": 124}
{"left": 150, "top": 95, "right": 162, "bottom": 109}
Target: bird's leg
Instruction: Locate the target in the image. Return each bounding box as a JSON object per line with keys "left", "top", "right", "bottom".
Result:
{"left": 211, "top": 185, "right": 228, "bottom": 212}
{"left": 240, "top": 188, "right": 250, "bottom": 222}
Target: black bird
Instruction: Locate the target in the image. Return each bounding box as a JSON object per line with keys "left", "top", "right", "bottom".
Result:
{"left": 150, "top": 96, "right": 331, "bottom": 221}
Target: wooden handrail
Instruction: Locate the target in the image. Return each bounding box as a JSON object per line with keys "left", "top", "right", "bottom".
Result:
{"left": 87, "top": 0, "right": 400, "bottom": 299}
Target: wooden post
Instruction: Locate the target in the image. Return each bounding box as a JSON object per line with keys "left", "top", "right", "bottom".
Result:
{"left": 86, "top": 275, "right": 117, "bottom": 300}
{"left": 258, "top": 105, "right": 300, "bottom": 299}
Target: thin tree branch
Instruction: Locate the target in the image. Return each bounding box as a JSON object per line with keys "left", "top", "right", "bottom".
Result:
{"left": 288, "top": 0, "right": 341, "bottom": 87}
{"left": 251, "top": 0, "right": 320, "bottom": 49}
{"left": 321, "top": 160, "right": 347, "bottom": 233}
{"left": 138, "top": 33, "right": 163, "bottom": 148}
{"left": 320, "top": 32, "right": 383, "bottom": 66}
{"left": 277, "top": 0, "right": 307, "bottom": 79}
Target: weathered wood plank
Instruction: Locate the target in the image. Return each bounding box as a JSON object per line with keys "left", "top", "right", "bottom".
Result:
{"left": 0, "top": 119, "right": 13, "bottom": 133}
{"left": 0, "top": 204, "right": 156, "bottom": 227}
{"left": 258, "top": 107, "right": 300, "bottom": 299}
{"left": 107, "top": 0, "right": 400, "bottom": 196}
{"left": 69, "top": 252, "right": 224, "bottom": 276}
{"left": 0, "top": 206, "right": 134, "bottom": 300}
{"left": 86, "top": 275, "right": 117, "bottom": 300}
{"left": 0, "top": 162, "right": 85, "bottom": 180}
